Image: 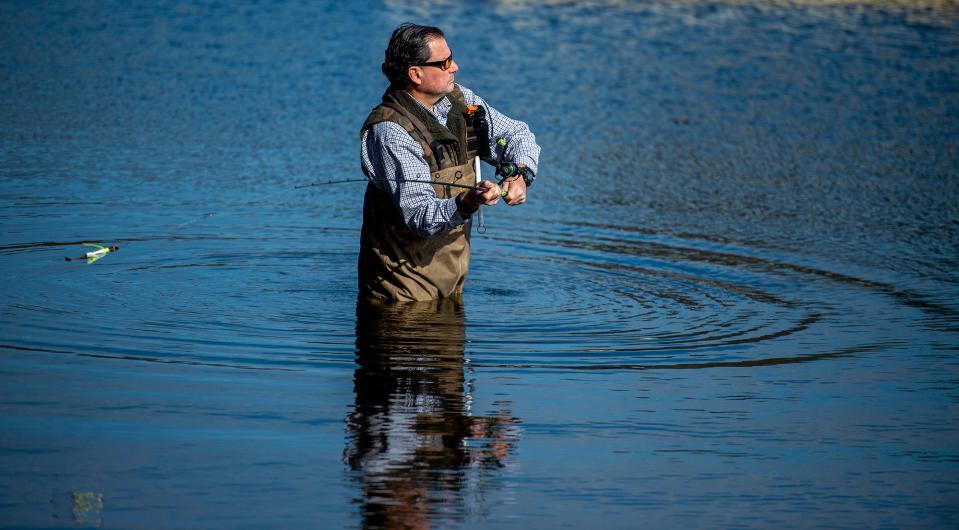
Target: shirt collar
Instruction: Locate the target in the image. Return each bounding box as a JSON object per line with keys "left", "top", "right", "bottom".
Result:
{"left": 411, "top": 94, "right": 452, "bottom": 122}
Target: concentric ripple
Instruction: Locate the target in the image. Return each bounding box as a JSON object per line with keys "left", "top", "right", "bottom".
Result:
{"left": 0, "top": 224, "right": 361, "bottom": 372}
{"left": 0, "top": 215, "right": 944, "bottom": 373}
{"left": 462, "top": 220, "right": 930, "bottom": 369}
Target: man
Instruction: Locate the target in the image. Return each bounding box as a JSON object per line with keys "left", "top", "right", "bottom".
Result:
{"left": 359, "top": 23, "right": 540, "bottom": 303}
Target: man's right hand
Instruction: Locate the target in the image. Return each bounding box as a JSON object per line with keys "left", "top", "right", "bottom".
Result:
{"left": 456, "top": 180, "right": 501, "bottom": 216}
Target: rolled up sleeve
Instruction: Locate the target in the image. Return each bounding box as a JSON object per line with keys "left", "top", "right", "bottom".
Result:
{"left": 361, "top": 122, "right": 467, "bottom": 237}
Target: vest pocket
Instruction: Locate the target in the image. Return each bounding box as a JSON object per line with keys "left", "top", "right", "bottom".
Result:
{"left": 431, "top": 164, "right": 475, "bottom": 199}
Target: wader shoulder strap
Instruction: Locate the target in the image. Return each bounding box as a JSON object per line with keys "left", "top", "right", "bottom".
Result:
{"left": 379, "top": 101, "right": 453, "bottom": 167}
{"left": 361, "top": 104, "right": 445, "bottom": 172}
{"left": 360, "top": 87, "right": 473, "bottom": 171}
{"left": 381, "top": 101, "right": 434, "bottom": 147}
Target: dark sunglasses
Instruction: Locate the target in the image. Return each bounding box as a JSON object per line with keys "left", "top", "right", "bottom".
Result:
{"left": 416, "top": 53, "right": 453, "bottom": 71}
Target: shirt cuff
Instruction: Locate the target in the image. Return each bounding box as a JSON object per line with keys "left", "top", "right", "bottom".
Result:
{"left": 445, "top": 197, "right": 469, "bottom": 226}
{"left": 512, "top": 155, "right": 538, "bottom": 177}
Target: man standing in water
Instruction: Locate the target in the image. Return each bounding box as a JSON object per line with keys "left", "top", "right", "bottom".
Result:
{"left": 359, "top": 23, "right": 540, "bottom": 302}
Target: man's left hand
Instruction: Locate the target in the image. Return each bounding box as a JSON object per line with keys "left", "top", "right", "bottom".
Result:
{"left": 501, "top": 165, "right": 528, "bottom": 206}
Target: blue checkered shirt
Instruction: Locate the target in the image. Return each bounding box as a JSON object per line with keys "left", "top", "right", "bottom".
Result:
{"left": 361, "top": 84, "right": 540, "bottom": 237}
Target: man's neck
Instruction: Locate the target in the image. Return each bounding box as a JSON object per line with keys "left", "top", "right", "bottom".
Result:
{"left": 406, "top": 87, "right": 443, "bottom": 110}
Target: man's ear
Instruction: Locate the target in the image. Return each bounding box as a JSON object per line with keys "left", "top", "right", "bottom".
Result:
{"left": 407, "top": 66, "right": 422, "bottom": 87}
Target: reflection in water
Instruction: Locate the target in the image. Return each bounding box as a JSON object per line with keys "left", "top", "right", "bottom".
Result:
{"left": 346, "top": 299, "right": 520, "bottom": 529}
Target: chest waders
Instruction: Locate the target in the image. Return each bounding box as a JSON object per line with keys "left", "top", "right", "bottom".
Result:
{"left": 358, "top": 87, "right": 481, "bottom": 303}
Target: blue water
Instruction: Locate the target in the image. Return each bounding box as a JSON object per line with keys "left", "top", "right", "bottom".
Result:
{"left": 1, "top": 1, "right": 958, "bottom": 528}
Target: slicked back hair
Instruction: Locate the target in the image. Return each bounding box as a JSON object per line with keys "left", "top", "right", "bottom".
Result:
{"left": 381, "top": 23, "right": 445, "bottom": 88}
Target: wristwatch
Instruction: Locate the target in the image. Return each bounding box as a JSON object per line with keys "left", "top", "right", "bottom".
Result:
{"left": 518, "top": 165, "right": 535, "bottom": 187}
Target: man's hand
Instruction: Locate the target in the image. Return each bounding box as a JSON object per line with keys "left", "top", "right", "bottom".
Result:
{"left": 500, "top": 165, "right": 528, "bottom": 206}
{"left": 456, "top": 180, "right": 501, "bottom": 217}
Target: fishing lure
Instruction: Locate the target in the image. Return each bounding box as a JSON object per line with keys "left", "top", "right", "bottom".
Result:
{"left": 65, "top": 243, "right": 119, "bottom": 264}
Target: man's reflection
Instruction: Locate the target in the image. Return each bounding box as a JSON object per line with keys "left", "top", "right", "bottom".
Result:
{"left": 345, "top": 299, "right": 520, "bottom": 530}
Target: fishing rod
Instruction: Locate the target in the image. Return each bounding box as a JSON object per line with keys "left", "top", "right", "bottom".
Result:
{"left": 296, "top": 148, "right": 525, "bottom": 198}
{"left": 297, "top": 176, "right": 505, "bottom": 234}
{"left": 294, "top": 178, "right": 495, "bottom": 192}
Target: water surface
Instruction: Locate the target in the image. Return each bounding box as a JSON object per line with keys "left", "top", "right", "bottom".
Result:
{"left": 1, "top": 1, "right": 958, "bottom": 528}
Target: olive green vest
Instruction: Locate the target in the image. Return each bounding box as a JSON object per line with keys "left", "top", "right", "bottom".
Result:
{"left": 358, "top": 87, "right": 480, "bottom": 303}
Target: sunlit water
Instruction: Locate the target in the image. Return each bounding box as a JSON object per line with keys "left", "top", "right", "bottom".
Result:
{"left": 1, "top": 1, "right": 958, "bottom": 528}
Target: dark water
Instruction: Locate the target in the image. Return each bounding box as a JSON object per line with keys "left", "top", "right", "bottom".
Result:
{"left": 2, "top": 0, "right": 958, "bottom": 528}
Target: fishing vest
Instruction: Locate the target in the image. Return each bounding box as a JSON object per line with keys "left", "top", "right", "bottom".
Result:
{"left": 358, "top": 87, "right": 481, "bottom": 302}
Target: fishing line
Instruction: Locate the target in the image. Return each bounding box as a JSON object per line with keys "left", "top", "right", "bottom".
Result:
{"left": 172, "top": 211, "right": 218, "bottom": 231}
{"left": 62, "top": 211, "right": 217, "bottom": 264}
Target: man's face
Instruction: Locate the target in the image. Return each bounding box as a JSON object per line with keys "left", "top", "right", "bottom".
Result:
{"left": 409, "top": 37, "right": 458, "bottom": 98}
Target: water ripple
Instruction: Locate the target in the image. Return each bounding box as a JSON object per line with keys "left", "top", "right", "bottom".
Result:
{"left": 0, "top": 219, "right": 932, "bottom": 372}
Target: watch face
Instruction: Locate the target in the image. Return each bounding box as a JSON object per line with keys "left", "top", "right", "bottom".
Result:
{"left": 521, "top": 167, "right": 534, "bottom": 186}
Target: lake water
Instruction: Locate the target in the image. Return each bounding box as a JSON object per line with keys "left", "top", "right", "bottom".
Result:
{"left": 1, "top": 0, "right": 958, "bottom": 528}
